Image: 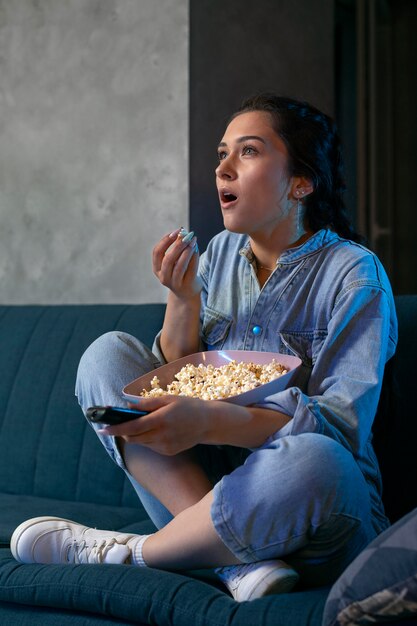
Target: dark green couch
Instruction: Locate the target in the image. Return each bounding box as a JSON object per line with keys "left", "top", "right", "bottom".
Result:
{"left": 0, "top": 297, "right": 416, "bottom": 626}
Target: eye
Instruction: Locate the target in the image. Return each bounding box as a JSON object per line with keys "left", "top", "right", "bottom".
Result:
{"left": 217, "top": 150, "right": 228, "bottom": 161}
{"left": 242, "top": 145, "right": 257, "bottom": 156}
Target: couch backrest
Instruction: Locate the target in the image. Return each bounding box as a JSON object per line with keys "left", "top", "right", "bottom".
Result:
{"left": 0, "top": 297, "right": 415, "bottom": 522}
{"left": 373, "top": 294, "right": 417, "bottom": 523}
{"left": 0, "top": 304, "right": 165, "bottom": 508}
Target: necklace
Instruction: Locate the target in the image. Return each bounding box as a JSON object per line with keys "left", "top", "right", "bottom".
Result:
{"left": 256, "top": 262, "right": 275, "bottom": 272}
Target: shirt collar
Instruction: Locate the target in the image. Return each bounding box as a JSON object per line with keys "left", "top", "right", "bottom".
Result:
{"left": 239, "top": 229, "right": 339, "bottom": 266}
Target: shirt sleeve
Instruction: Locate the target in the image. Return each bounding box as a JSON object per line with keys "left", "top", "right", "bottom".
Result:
{"left": 151, "top": 330, "right": 167, "bottom": 365}
{"left": 255, "top": 284, "right": 398, "bottom": 457}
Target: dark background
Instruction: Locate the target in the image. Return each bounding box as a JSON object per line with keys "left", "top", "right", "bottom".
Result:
{"left": 189, "top": 0, "right": 416, "bottom": 295}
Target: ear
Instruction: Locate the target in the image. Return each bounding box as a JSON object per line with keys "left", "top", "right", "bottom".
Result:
{"left": 290, "top": 177, "right": 314, "bottom": 200}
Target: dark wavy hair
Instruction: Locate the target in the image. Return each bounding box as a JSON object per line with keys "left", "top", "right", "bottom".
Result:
{"left": 231, "top": 93, "right": 364, "bottom": 244}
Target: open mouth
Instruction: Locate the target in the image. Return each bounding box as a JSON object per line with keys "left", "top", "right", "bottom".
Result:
{"left": 220, "top": 191, "right": 238, "bottom": 204}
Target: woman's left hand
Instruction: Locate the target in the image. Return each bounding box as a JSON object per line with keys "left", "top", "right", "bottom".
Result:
{"left": 99, "top": 396, "right": 212, "bottom": 456}
{"left": 100, "top": 395, "right": 291, "bottom": 453}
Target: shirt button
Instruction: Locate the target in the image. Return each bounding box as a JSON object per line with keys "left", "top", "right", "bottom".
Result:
{"left": 252, "top": 325, "right": 262, "bottom": 335}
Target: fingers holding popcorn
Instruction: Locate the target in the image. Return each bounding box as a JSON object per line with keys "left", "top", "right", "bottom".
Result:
{"left": 152, "top": 228, "right": 201, "bottom": 298}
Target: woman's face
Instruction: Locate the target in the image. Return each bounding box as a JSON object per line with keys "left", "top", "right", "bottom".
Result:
{"left": 215, "top": 111, "right": 297, "bottom": 237}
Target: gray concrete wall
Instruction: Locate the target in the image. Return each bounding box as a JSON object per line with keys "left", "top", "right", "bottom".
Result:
{"left": 0, "top": 0, "right": 188, "bottom": 304}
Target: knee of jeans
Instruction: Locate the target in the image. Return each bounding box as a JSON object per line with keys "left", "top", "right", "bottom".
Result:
{"left": 86, "top": 331, "right": 133, "bottom": 362}
{"left": 291, "top": 433, "right": 356, "bottom": 477}
{"left": 262, "top": 434, "right": 366, "bottom": 508}
{"left": 79, "top": 330, "right": 139, "bottom": 374}
{"left": 288, "top": 434, "right": 369, "bottom": 511}
{"left": 76, "top": 331, "right": 115, "bottom": 380}
{"left": 75, "top": 331, "right": 133, "bottom": 401}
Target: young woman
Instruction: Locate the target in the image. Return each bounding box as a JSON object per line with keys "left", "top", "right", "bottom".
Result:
{"left": 11, "top": 94, "right": 398, "bottom": 603}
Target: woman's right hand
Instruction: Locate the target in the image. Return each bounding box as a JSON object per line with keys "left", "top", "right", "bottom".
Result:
{"left": 152, "top": 228, "right": 202, "bottom": 299}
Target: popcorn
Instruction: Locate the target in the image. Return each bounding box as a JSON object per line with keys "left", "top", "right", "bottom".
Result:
{"left": 140, "top": 359, "right": 288, "bottom": 400}
{"left": 178, "top": 227, "right": 195, "bottom": 244}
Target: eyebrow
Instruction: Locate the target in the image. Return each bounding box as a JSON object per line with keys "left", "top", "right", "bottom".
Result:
{"left": 217, "top": 135, "right": 267, "bottom": 148}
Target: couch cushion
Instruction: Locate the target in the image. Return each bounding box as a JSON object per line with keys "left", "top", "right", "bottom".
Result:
{"left": 0, "top": 549, "right": 328, "bottom": 626}
{"left": 0, "top": 601, "right": 146, "bottom": 626}
{"left": 322, "top": 508, "right": 417, "bottom": 626}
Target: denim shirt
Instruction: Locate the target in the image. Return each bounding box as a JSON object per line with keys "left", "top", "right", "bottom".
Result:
{"left": 198, "top": 228, "right": 398, "bottom": 530}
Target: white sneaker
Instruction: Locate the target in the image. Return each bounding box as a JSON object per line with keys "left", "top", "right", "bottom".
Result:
{"left": 11, "top": 516, "right": 137, "bottom": 565}
{"left": 215, "top": 560, "right": 299, "bottom": 602}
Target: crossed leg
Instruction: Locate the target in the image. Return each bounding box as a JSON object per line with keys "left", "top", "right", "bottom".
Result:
{"left": 120, "top": 442, "right": 242, "bottom": 569}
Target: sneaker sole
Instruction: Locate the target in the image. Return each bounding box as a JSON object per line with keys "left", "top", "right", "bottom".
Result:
{"left": 11, "top": 516, "right": 75, "bottom": 563}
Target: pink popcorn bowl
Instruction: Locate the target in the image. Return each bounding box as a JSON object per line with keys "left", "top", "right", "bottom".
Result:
{"left": 123, "top": 350, "right": 302, "bottom": 407}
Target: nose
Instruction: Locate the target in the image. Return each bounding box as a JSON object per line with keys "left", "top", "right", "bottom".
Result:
{"left": 215, "top": 157, "right": 236, "bottom": 181}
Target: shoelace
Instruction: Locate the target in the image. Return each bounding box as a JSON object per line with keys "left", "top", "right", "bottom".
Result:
{"left": 66, "top": 537, "right": 117, "bottom": 564}
{"left": 217, "top": 563, "right": 258, "bottom": 590}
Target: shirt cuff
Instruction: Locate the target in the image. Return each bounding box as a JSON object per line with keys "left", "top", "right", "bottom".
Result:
{"left": 253, "top": 387, "right": 322, "bottom": 447}
{"left": 151, "top": 330, "right": 167, "bottom": 365}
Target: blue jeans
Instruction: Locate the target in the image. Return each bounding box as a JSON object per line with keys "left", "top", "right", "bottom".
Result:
{"left": 75, "top": 331, "right": 377, "bottom": 587}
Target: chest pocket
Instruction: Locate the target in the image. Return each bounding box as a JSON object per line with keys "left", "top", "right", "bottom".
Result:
{"left": 201, "top": 306, "right": 233, "bottom": 349}
{"left": 279, "top": 330, "right": 327, "bottom": 367}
